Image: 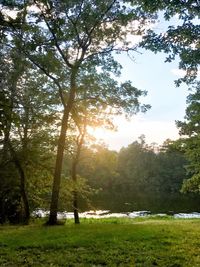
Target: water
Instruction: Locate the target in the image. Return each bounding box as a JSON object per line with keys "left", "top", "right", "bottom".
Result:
{"left": 32, "top": 209, "right": 200, "bottom": 219}
{"left": 173, "top": 212, "right": 200, "bottom": 219}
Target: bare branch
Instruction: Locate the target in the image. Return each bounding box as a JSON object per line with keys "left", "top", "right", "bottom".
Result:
{"left": 83, "top": 45, "right": 139, "bottom": 62}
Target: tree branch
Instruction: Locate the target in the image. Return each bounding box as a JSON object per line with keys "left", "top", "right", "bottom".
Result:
{"left": 33, "top": 0, "right": 73, "bottom": 68}
{"left": 24, "top": 52, "right": 67, "bottom": 108}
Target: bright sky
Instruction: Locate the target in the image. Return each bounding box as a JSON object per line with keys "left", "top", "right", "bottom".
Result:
{"left": 90, "top": 12, "right": 196, "bottom": 151}
{"left": 91, "top": 50, "right": 189, "bottom": 151}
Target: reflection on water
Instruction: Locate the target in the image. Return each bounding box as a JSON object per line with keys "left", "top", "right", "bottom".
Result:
{"left": 32, "top": 209, "right": 200, "bottom": 219}
{"left": 174, "top": 212, "right": 200, "bottom": 219}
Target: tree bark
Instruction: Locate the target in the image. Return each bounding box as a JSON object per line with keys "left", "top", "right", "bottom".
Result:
{"left": 17, "top": 162, "right": 30, "bottom": 224}
{"left": 73, "top": 193, "right": 80, "bottom": 224}
{"left": 48, "top": 68, "right": 77, "bottom": 225}
{"left": 71, "top": 114, "right": 87, "bottom": 224}
{"left": 72, "top": 161, "right": 80, "bottom": 224}
{"left": 9, "top": 144, "right": 30, "bottom": 224}
{"left": 48, "top": 109, "right": 70, "bottom": 224}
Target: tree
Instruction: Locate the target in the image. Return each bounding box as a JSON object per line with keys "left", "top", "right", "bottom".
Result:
{"left": 67, "top": 65, "right": 150, "bottom": 223}
{"left": 76, "top": 137, "right": 196, "bottom": 213}
{"left": 0, "top": 33, "right": 58, "bottom": 223}
{"left": 139, "top": 0, "right": 200, "bottom": 85}
{"left": 77, "top": 143, "right": 119, "bottom": 211}
{"left": 4, "top": 0, "right": 199, "bottom": 220}
{"left": 176, "top": 82, "right": 200, "bottom": 194}
{"left": 1, "top": 0, "right": 156, "bottom": 224}
{"left": 0, "top": 38, "right": 31, "bottom": 223}
{"left": 117, "top": 138, "right": 160, "bottom": 210}
{"left": 136, "top": 0, "right": 200, "bottom": 201}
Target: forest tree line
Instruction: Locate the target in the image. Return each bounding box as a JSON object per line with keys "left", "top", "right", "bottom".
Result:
{"left": 1, "top": 132, "right": 200, "bottom": 224}
{"left": 68, "top": 138, "right": 200, "bottom": 214}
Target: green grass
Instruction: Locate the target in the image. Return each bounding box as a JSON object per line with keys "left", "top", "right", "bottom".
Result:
{"left": 0, "top": 217, "right": 200, "bottom": 266}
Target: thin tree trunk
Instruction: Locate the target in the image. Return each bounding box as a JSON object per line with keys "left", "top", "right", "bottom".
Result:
{"left": 1, "top": 91, "right": 12, "bottom": 164}
{"left": 0, "top": 198, "right": 6, "bottom": 224}
{"left": 1, "top": 129, "right": 10, "bottom": 163}
{"left": 18, "top": 164, "right": 30, "bottom": 224}
{"left": 72, "top": 161, "right": 80, "bottom": 224}
{"left": 71, "top": 114, "right": 87, "bottom": 224}
{"left": 73, "top": 192, "right": 79, "bottom": 224}
{"left": 48, "top": 68, "right": 77, "bottom": 225}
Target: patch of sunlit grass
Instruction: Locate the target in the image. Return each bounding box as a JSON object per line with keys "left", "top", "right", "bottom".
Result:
{"left": 0, "top": 218, "right": 200, "bottom": 266}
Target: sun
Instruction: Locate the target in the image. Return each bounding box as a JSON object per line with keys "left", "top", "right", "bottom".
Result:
{"left": 87, "top": 127, "right": 111, "bottom": 142}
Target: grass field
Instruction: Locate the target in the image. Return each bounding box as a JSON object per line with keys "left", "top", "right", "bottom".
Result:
{"left": 0, "top": 217, "right": 200, "bottom": 266}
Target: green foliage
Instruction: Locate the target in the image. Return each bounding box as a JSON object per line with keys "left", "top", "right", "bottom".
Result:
{"left": 73, "top": 138, "right": 199, "bottom": 213}
{"left": 182, "top": 173, "right": 200, "bottom": 194}
{"left": 115, "top": 138, "right": 192, "bottom": 212}
{"left": 0, "top": 37, "right": 59, "bottom": 222}
{"left": 176, "top": 82, "right": 200, "bottom": 194}
{"left": 139, "top": 0, "right": 200, "bottom": 85}
{"left": 59, "top": 175, "right": 96, "bottom": 211}
{"left": 177, "top": 83, "right": 200, "bottom": 136}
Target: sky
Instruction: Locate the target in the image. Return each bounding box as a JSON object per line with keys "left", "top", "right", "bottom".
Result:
{"left": 90, "top": 50, "right": 189, "bottom": 151}
{"left": 89, "top": 13, "right": 196, "bottom": 151}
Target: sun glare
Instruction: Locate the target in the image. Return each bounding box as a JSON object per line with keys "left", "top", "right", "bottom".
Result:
{"left": 86, "top": 115, "right": 180, "bottom": 151}
{"left": 88, "top": 127, "right": 114, "bottom": 142}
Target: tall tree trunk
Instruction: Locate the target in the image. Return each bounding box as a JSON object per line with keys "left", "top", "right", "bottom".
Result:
{"left": 0, "top": 197, "right": 6, "bottom": 224}
{"left": 1, "top": 128, "right": 10, "bottom": 163}
{"left": 18, "top": 164, "right": 30, "bottom": 224}
{"left": 4, "top": 87, "right": 30, "bottom": 224}
{"left": 48, "top": 109, "right": 70, "bottom": 224}
{"left": 48, "top": 68, "right": 77, "bottom": 225}
{"left": 9, "top": 143, "right": 30, "bottom": 224}
{"left": 1, "top": 91, "right": 12, "bottom": 165}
